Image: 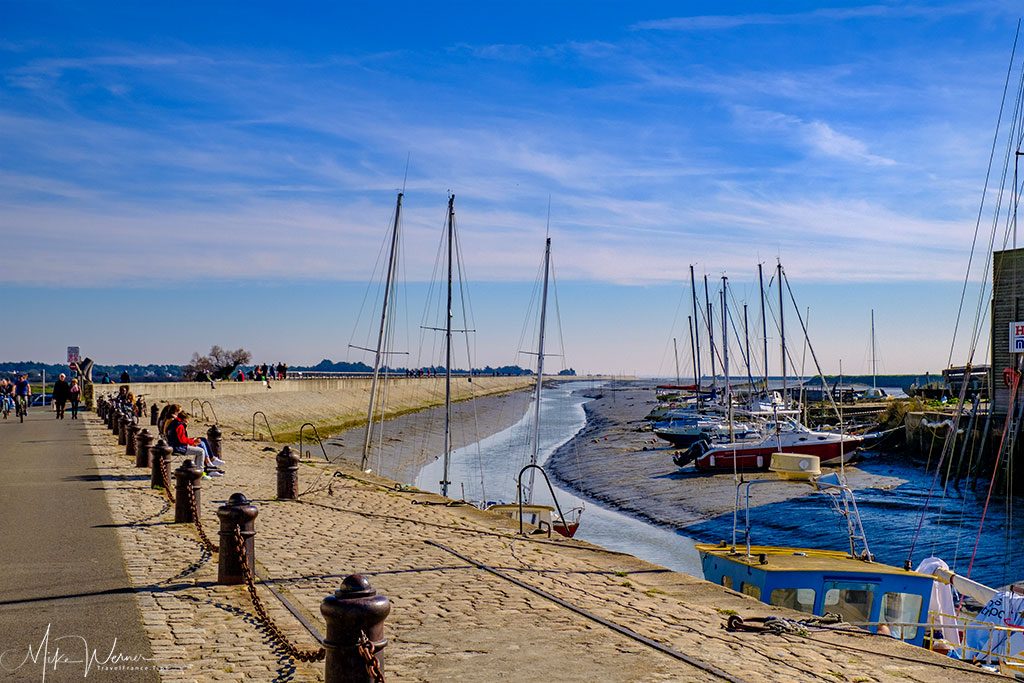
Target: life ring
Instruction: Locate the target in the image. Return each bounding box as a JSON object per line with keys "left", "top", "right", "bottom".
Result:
{"left": 1004, "top": 367, "right": 1020, "bottom": 388}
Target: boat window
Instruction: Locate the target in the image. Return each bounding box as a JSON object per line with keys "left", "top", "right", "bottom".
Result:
{"left": 722, "top": 575, "right": 733, "bottom": 590}
{"left": 770, "top": 588, "right": 816, "bottom": 614}
{"left": 823, "top": 581, "right": 876, "bottom": 623}
{"left": 741, "top": 582, "right": 761, "bottom": 600}
{"left": 880, "top": 592, "right": 923, "bottom": 641}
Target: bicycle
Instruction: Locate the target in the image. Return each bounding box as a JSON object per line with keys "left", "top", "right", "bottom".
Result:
{"left": 15, "top": 395, "right": 27, "bottom": 423}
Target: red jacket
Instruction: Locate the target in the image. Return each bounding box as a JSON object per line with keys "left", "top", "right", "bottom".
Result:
{"left": 173, "top": 421, "right": 199, "bottom": 447}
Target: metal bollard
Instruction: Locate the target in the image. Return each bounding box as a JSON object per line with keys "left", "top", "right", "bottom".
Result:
{"left": 173, "top": 459, "right": 204, "bottom": 523}
{"left": 150, "top": 403, "right": 159, "bottom": 426}
{"left": 125, "top": 422, "right": 140, "bottom": 457}
{"left": 107, "top": 408, "right": 116, "bottom": 431}
{"left": 276, "top": 445, "right": 300, "bottom": 500}
{"left": 206, "top": 425, "right": 222, "bottom": 460}
{"left": 216, "top": 493, "right": 258, "bottom": 585}
{"left": 150, "top": 438, "right": 173, "bottom": 490}
{"left": 321, "top": 574, "right": 391, "bottom": 683}
{"left": 135, "top": 428, "right": 154, "bottom": 468}
{"left": 113, "top": 410, "right": 123, "bottom": 435}
{"left": 118, "top": 415, "right": 129, "bottom": 446}
{"left": 97, "top": 398, "right": 106, "bottom": 420}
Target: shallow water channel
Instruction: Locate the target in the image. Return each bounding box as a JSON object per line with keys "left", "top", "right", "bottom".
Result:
{"left": 413, "top": 381, "right": 1024, "bottom": 590}
{"left": 416, "top": 381, "right": 703, "bottom": 575}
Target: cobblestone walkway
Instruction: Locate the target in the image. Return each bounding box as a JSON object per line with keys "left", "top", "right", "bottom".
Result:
{"left": 85, "top": 415, "right": 1000, "bottom": 682}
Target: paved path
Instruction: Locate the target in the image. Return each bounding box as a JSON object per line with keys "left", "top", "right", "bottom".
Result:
{"left": 0, "top": 409, "right": 157, "bottom": 682}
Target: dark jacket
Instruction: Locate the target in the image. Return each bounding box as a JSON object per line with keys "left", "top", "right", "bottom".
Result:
{"left": 52, "top": 380, "right": 70, "bottom": 402}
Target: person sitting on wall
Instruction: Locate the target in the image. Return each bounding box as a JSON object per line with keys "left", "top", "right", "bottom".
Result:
{"left": 165, "top": 411, "right": 225, "bottom": 477}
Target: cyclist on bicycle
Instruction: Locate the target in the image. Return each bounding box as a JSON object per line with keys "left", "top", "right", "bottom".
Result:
{"left": 14, "top": 374, "right": 31, "bottom": 420}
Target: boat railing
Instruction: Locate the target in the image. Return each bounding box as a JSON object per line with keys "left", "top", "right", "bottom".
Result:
{"left": 828, "top": 615, "right": 1024, "bottom": 671}
{"left": 925, "top": 610, "right": 1024, "bottom": 672}
{"left": 516, "top": 464, "right": 572, "bottom": 539}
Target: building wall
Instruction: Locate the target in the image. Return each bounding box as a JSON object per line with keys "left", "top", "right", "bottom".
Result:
{"left": 991, "top": 248, "right": 1024, "bottom": 416}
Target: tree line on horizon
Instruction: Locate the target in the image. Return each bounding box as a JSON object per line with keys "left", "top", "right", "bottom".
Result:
{"left": 0, "top": 357, "right": 576, "bottom": 381}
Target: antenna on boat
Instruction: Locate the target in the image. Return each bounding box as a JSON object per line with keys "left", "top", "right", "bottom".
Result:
{"left": 401, "top": 152, "right": 410, "bottom": 193}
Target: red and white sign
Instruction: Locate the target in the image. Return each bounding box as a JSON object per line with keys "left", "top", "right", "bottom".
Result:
{"left": 67, "top": 346, "right": 81, "bottom": 364}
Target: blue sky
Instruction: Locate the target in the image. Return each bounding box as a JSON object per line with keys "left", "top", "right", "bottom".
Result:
{"left": 1, "top": 2, "right": 1019, "bottom": 375}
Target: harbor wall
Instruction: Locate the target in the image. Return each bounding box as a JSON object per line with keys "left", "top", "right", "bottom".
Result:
{"left": 107, "top": 376, "right": 537, "bottom": 441}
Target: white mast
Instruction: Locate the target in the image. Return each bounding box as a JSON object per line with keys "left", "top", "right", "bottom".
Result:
{"left": 673, "top": 337, "right": 681, "bottom": 385}
{"left": 871, "top": 309, "right": 877, "bottom": 389}
{"left": 527, "top": 237, "right": 552, "bottom": 505}
{"left": 721, "top": 276, "right": 733, "bottom": 441}
{"left": 360, "top": 191, "right": 402, "bottom": 471}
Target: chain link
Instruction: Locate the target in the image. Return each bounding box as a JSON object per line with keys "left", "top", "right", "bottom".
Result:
{"left": 158, "top": 456, "right": 175, "bottom": 503}
{"left": 356, "top": 630, "right": 386, "bottom": 683}
{"left": 187, "top": 481, "right": 218, "bottom": 553}
{"left": 232, "top": 526, "right": 326, "bottom": 663}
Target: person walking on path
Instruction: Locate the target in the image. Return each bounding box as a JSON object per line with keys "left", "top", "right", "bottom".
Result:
{"left": 51, "top": 373, "right": 70, "bottom": 419}
{"left": 68, "top": 379, "right": 81, "bottom": 419}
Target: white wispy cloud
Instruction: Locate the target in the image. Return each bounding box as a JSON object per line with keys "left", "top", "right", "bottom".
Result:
{"left": 632, "top": 3, "right": 995, "bottom": 32}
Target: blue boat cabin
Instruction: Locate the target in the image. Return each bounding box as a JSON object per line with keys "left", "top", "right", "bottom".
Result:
{"left": 698, "top": 543, "right": 935, "bottom": 646}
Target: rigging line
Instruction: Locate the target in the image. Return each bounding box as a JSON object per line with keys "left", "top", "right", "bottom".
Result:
{"left": 347, "top": 203, "right": 398, "bottom": 360}
{"left": 550, "top": 256, "right": 569, "bottom": 373}
{"left": 452, "top": 214, "right": 487, "bottom": 503}
{"left": 401, "top": 152, "right": 410, "bottom": 193}
{"left": 728, "top": 285, "right": 761, "bottom": 379}
{"left": 967, "top": 373, "right": 1022, "bottom": 578}
{"left": 660, "top": 283, "right": 690, "bottom": 378}
{"left": 781, "top": 269, "right": 844, "bottom": 425}
{"left": 906, "top": 369, "right": 975, "bottom": 564}
{"left": 948, "top": 20, "right": 1021, "bottom": 367}
{"left": 967, "top": 54, "right": 1024, "bottom": 358}
{"left": 763, "top": 278, "right": 813, "bottom": 391}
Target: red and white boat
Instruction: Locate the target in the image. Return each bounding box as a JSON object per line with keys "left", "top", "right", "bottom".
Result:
{"left": 691, "top": 420, "right": 862, "bottom": 472}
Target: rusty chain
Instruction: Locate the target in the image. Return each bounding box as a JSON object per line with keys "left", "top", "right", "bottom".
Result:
{"left": 187, "top": 481, "right": 218, "bottom": 553}
{"left": 356, "top": 631, "right": 386, "bottom": 683}
{"left": 232, "top": 526, "right": 326, "bottom": 663}
{"left": 158, "top": 456, "right": 175, "bottom": 503}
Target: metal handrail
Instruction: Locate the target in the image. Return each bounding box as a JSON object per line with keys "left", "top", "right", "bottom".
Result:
{"left": 516, "top": 464, "right": 571, "bottom": 539}
{"left": 190, "top": 398, "right": 207, "bottom": 422}
{"left": 201, "top": 400, "right": 218, "bottom": 425}
{"left": 251, "top": 411, "right": 275, "bottom": 442}
{"left": 298, "top": 423, "right": 329, "bottom": 462}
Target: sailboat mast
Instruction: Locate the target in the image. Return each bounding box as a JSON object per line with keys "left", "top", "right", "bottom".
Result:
{"left": 778, "top": 261, "right": 786, "bottom": 402}
{"left": 759, "top": 263, "right": 769, "bottom": 392}
{"left": 721, "top": 276, "right": 733, "bottom": 441}
{"left": 705, "top": 274, "right": 717, "bottom": 397}
{"left": 527, "top": 237, "right": 552, "bottom": 504}
{"left": 871, "top": 309, "right": 877, "bottom": 389}
{"left": 743, "top": 303, "right": 755, "bottom": 397}
{"left": 688, "top": 315, "right": 698, "bottom": 393}
{"left": 360, "top": 191, "right": 402, "bottom": 471}
{"left": 441, "top": 194, "right": 455, "bottom": 498}
{"left": 673, "top": 338, "right": 681, "bottom": 385}
{"left": 690, "top": 265, "right": 702, "bottom": 408}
